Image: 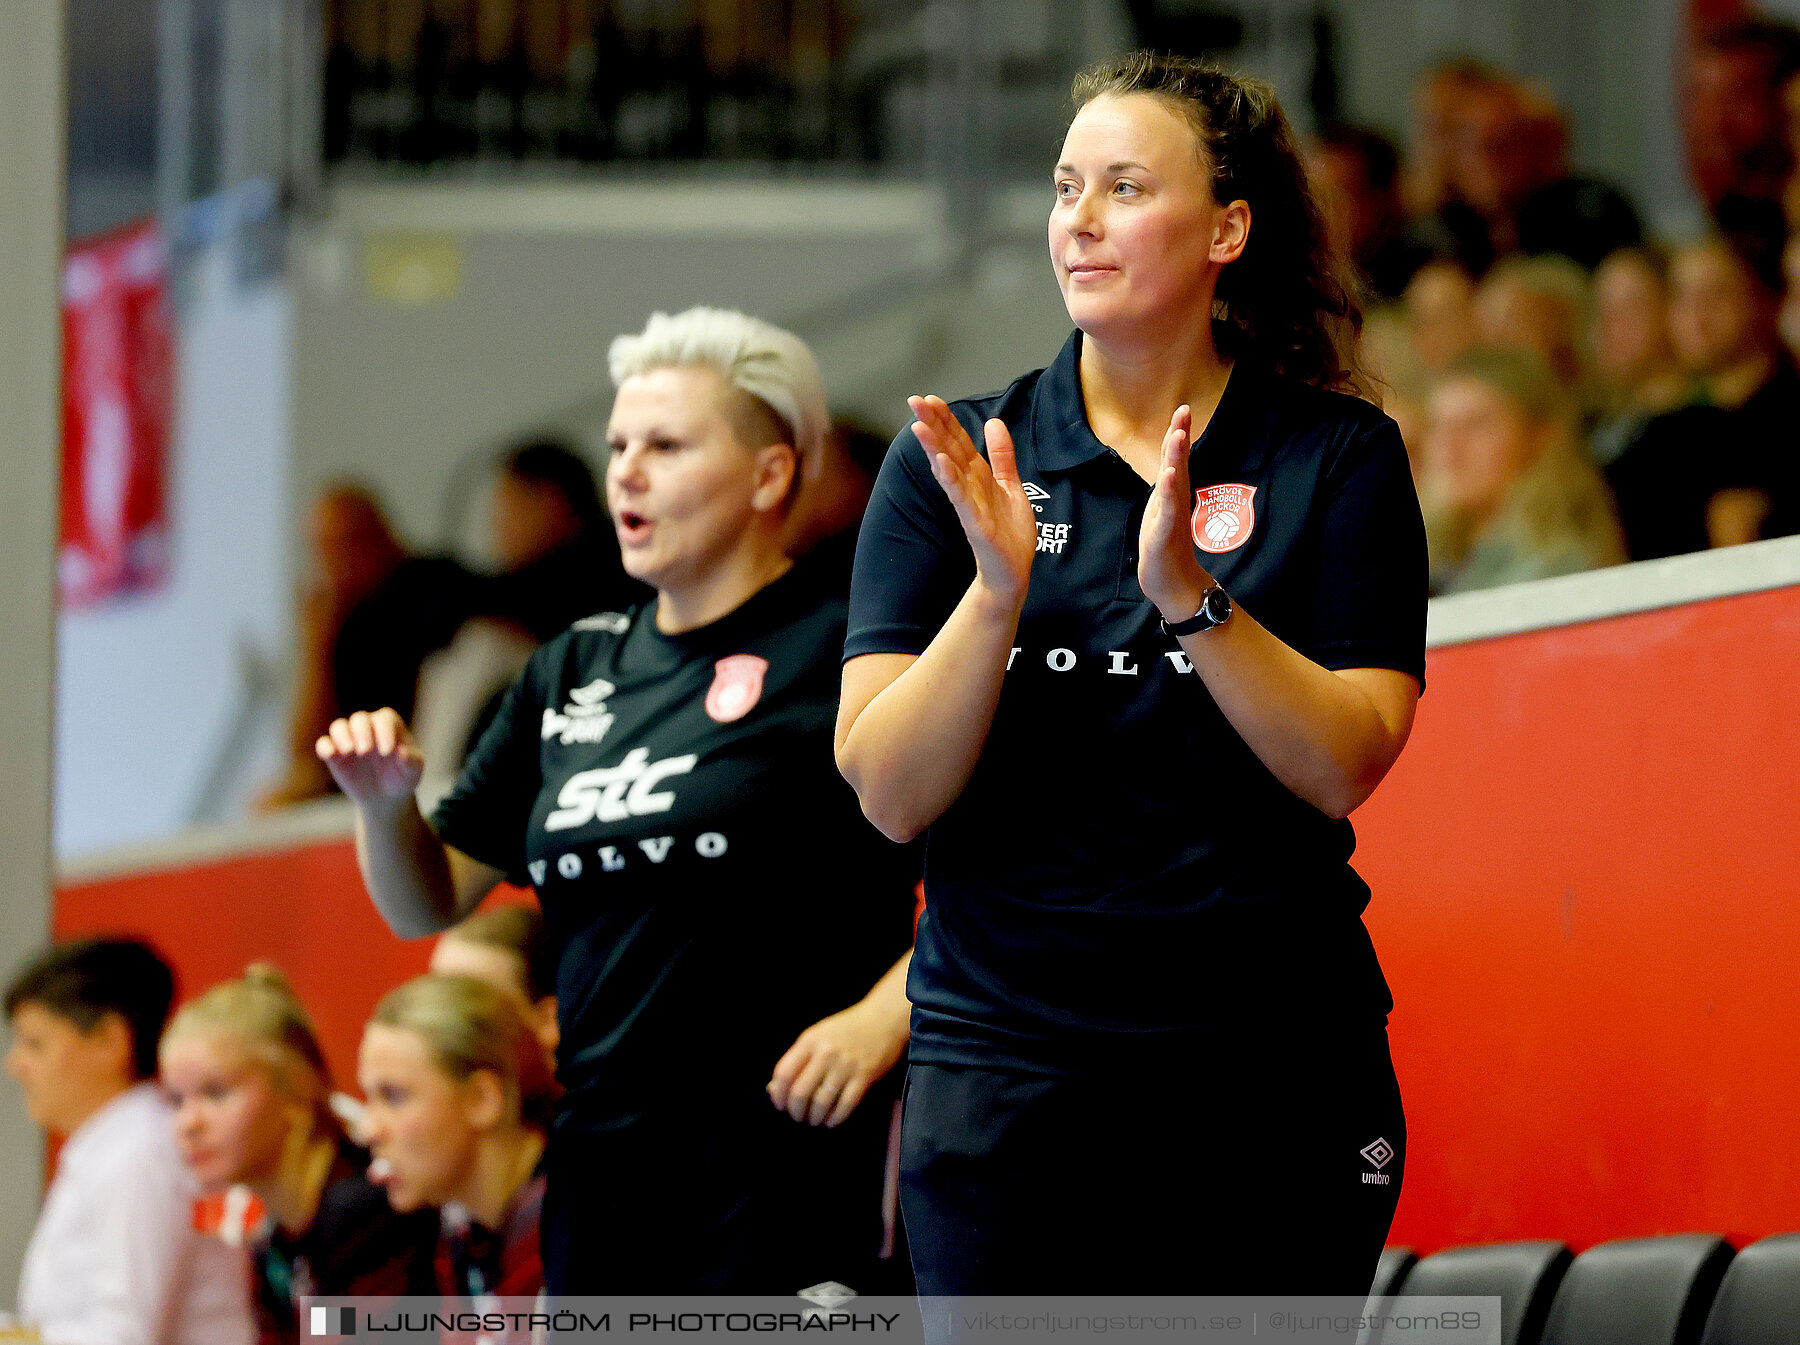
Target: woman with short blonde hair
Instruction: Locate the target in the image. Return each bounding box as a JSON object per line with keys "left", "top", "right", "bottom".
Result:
{"left": 320, "top": 307, "right": 918, "bottom": 1294}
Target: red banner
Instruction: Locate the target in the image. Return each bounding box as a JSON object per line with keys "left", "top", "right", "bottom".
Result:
{"left": 60, "top": 219, "right": 173, "bottom": 607}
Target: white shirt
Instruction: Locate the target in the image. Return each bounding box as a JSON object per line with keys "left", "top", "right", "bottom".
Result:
{"left": 17, "top": 1083, "right": 254, "bottom": 1345}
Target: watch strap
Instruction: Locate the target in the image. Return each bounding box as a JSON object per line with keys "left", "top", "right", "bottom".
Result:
{"left": 1161, "top": 586, "right": 1230, "bottom": 637}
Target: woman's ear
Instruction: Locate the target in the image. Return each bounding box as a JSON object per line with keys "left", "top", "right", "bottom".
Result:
{"left": 462, "top": 1068, "right": 508, "bottom": 1131}
{"left": 88, "top": 1010, "right": 137, "bottom": 1083}
{"left": 531, "top": 996, "right": 560, "bottom": 1056}
{"left": 751, "top": 442, "right": 800, "bottom": 514}
{"left": 1211, "top": 200, "right": 1251, "bottom": 265}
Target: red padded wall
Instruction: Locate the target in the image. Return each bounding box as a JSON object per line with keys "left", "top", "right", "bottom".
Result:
{"left": 54, "top": 582, "right": 1800, "bottom": 1251}
{"left": 1356, "top": 584, "right": 1800, "bottom": 1251}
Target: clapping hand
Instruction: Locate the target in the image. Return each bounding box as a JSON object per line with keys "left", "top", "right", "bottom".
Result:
{"left": 1137, "top": 404, "right": 1211, "bottom": 621}
{"left": 908, "top": 395, "right": 1038, "bottom": 605}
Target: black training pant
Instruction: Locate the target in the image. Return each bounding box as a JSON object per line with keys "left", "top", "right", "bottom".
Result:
{"left": 899, "top": 1024, "right": 1405, "bottom": 1295}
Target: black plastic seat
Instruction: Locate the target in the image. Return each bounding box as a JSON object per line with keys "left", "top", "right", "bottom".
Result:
{"left": 1395, "top": 1240, "right": 1573, "bottom": 1345}
{"left": 1370, "top": 1246, "right": 1419, "bottom": 1299}
{"left": 1698, "top": 1232, "right": 1800, "bottom": 1345}
{"left": 1540, "top": 1234, "right": 1734, "bottom": 1345}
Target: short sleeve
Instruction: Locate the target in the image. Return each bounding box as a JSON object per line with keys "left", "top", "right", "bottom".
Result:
{"left": 430, "top": 652, "right": 551, "bottom": 883}
{"left": 843, "top": 425, "right": 976, "bottom": 660}
{"left": 1303, "top": 418, "right": 1429, "bottom": 690}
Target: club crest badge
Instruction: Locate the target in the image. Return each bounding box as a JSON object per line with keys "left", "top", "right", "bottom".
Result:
{"left": 1191, "top": 483, "right": 1257, "bottom": 554}
{"left": 705, "top": 654, "right": 769, "bottom": 723}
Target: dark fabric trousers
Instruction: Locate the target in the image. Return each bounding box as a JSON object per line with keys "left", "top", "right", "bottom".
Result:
{"left": 541, "top": 1089, "right": 899, "bottom": 1296}
{"left": 899, "top": 1024, "right": 1405, "bottom": 1295}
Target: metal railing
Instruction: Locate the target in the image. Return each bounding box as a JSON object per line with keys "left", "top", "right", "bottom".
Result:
{"left": 318, "top": 0, "right": 1094, "bottom": 177}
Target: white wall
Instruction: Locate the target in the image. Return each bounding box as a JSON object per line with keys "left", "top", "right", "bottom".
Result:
{"left": 289, "top": 182, "right": 1074, "bottom": 551}
{"left": 55, "top": 238, "right": 292, "bottom": 855}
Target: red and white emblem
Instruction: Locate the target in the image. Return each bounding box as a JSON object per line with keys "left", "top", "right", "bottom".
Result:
{"left": 705, "top": 654, "right": 769, "bottom": 723}
{"left": 1191, "top": 483, "right": 1258, "bottom": 554}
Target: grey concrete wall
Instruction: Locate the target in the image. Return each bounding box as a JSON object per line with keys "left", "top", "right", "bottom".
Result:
{"left": 0, "top": 0, "right": 66, "bottom": 1294}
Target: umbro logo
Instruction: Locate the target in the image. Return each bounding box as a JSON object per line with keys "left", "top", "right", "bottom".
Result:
{"left": 1021, "top": 481, "right": 1050, "bottom": 513}
{"left": 1361, "top": 1137, "right": 1395, "bottom": 1185}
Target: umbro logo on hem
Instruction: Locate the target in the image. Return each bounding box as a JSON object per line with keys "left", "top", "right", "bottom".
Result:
{"left": 1361, "top": 1137, "right": 1395, "bottom": 1185}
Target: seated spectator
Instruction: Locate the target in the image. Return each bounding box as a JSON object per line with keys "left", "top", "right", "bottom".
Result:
{"left": 411, "top": 438, "right": 656, "bottom": 809}
{"left": 478, "top": 436, "right": 650, "bottom": 643}
{"left": 1371, "top": 260, "right": 1481, "bottom": 473}
{"left": 256, "top": 482, "right": 417, "bottom": 811}
{"left": 430, "top": 903, "right": 559, "bottom": 1058}
{"left": 1403, "top": 259, "right": 1480, "bottom": 373}
{"left": 5, "top": 937, "right": 253, "bottom": 1345}
{"left": 1590, "top": 246, "right": 1687, "bottom": 466}
{"left": 1417, "top": 71, "right": 1639, "bottom": 276}
{"left": 1472, "top": 253, "right": 1593, "bottom": 399}
{"left": 358, "top": 975, "right": 559, "bottom": 1309}
{"left": 1686, "top": 19, "right": 1800, "bottom": 228}
{"left": 1312, "top": 122, "right": 1436, "bottom": 301}
{"left": 1608, "top": 235, "right": 1800, "bottom": 557}
{"left": 1402, "top": 58, "right": 1505, "bottom": 219}
{"left": 159, "top": 965, "right": 436, "bottom": 1343}
{"left": 1421, "top": 347, "right": 1625, "bottom": 594}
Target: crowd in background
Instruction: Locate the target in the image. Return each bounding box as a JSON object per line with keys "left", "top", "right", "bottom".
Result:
{"left": 1316, "top": 17, "right": 1800, "bottom": 595}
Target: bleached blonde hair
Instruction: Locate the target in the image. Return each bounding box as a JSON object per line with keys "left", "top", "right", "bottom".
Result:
{"left": 607, "top": 307, "right": 828, "bottom": 480}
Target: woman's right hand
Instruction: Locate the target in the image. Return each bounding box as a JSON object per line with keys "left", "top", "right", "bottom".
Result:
{"left": 316, "top": 708, "right": 424, "bottom": 804}
{"left": 908, "top": 395, "right": 1037, "bottom": 605}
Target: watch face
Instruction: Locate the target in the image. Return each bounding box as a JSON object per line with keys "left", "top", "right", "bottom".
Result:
{"left": 1202, "top": 587, "right": 1232, "bottom": 625}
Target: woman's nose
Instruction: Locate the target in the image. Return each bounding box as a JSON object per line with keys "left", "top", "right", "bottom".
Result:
{"left": 1065, "top": 188, "right": 1101, "bottom": 237}
{"left": 608, "top": 445, "right": 647, "bottom": 488}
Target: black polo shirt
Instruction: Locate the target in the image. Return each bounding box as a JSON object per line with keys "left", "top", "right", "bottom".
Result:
{"left": 433, "top": 563, "right": 916, "bottom": 1115}
{"left": 845, "top": 330, "right": 1426, "bottom": 1071}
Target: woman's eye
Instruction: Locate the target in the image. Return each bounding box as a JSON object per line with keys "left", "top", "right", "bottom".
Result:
{"left": 1055, "top": 181, "right": 1078, "bottom": 200}
{"left": 1112, "top": 180, "right": 1140, "bottom": 197}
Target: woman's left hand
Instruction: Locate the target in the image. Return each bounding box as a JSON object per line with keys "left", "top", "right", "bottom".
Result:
{"left": 768, "top": 997, "right": 908, "bottom": 1128}
{"left": 1137, "top": 404, "right": 1213, "bottom": 620}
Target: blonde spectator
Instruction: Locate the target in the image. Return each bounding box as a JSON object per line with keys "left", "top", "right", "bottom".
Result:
{"left": 359, "top": 974, "right": 558, "bottom": 1308}
{"left": 1473, "top": 254, "right": 1593, "bottom": 397}
{"left": 429, "top": 903, "right": 559, "bottom": 1057}
{"left": 1403, "top": 259, "right": 1479, "bottom": 373}
{"left": 1421, "top": 347, "right": 1625, "bottom": 594}
{"left": 160, "top": 965, "right": 435, "bottom": 1344}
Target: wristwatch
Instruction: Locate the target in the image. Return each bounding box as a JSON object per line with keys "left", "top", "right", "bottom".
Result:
{"left": 1161, "top": 585, "right": 1233, "bottom": 637}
